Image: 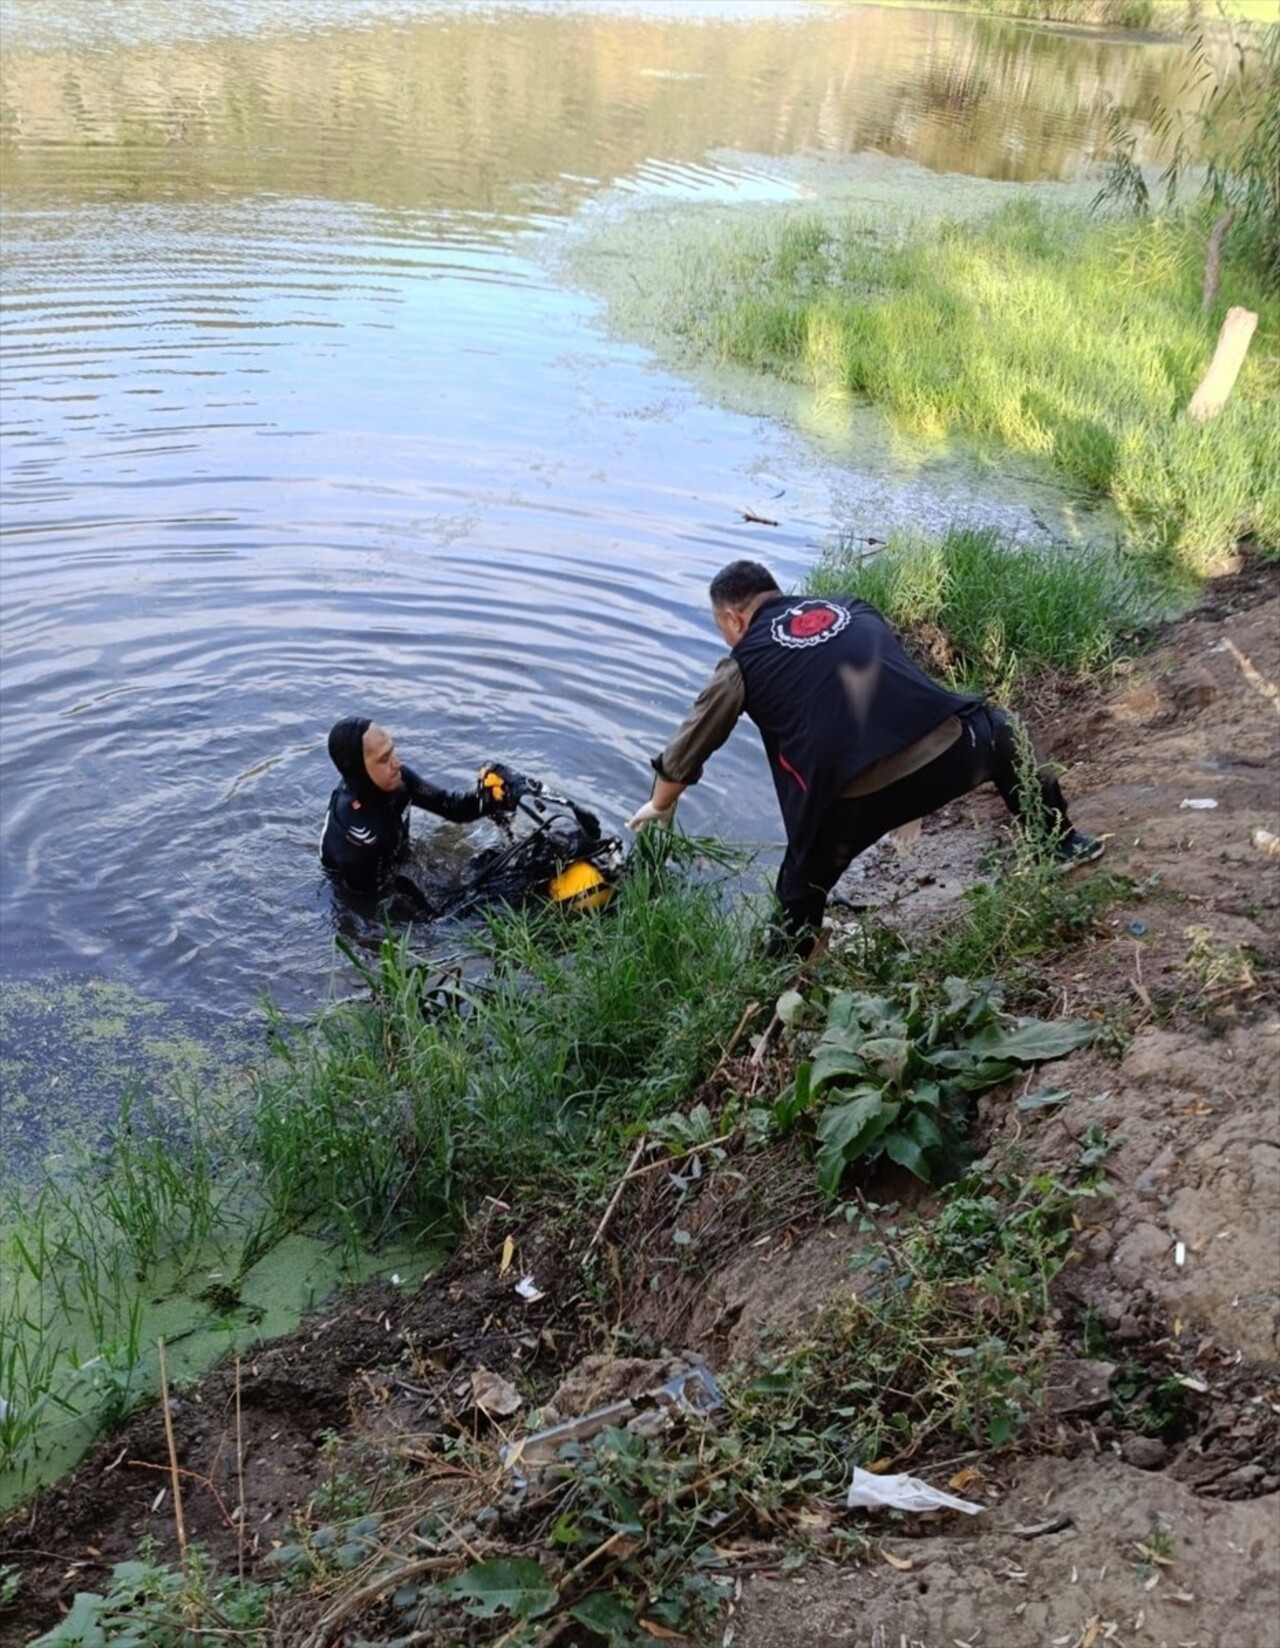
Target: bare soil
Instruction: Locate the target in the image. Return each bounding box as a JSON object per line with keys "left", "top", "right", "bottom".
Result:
{"left": 4, "top": 561, "right": 1278, "bottom": 1648}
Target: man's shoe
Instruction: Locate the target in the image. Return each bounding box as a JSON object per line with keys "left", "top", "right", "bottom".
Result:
{"left": 1055, "top": 829, "right": 1105, "bottom": 871}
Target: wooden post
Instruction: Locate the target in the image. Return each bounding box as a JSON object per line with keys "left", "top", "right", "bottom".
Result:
{"left": 1185, "top": 306, "right": 1258, "bottom": 425}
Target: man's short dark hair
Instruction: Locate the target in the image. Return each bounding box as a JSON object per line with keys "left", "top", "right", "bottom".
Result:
{"left": 709, "top": 560, "right": 781, "bottom": 610}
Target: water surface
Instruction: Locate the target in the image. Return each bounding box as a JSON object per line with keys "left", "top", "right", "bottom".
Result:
{"left": 0, "top": 0, "right": 1197, "bottom": 1147}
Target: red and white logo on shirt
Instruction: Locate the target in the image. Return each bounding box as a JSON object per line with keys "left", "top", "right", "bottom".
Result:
{"left": 770, "top": 599, "right": 849, "bottom": 649}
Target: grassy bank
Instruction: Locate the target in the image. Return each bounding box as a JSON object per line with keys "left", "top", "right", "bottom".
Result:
{"left": 10, "top": 487, "right": 1201, "bottom": 1628}
{"left": 666, "top": 199, "right": 1278, "bottom": 573}
{"left": 12, "top": 821, "right": 1139, "bottom": 1641}
{"left": 964, "top": 0, "right": 1159, "bottom": 23}
{"left": 0, "top": 510, "right": 1160, "bottom": 1516}
{"left": 13, "top": 493, "right": 1256, "bottom": 1638}
{"left": 0, "top": 1091, "right": 412, "bottom": 1513}
{"left": 0, "top": 839, "right": 777, "bottom": 1509}
{"left": 253, "top": 840, "right": 772, "bottom": 1247}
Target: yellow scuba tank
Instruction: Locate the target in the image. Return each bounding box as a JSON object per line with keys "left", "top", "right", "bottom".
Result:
{"left": 547, "top": 858, "right": 614, "bottom": 912}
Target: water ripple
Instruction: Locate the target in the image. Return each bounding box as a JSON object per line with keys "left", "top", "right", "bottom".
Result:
{"left": 0, "top": 0, "right": 1179, "bottom": 1055}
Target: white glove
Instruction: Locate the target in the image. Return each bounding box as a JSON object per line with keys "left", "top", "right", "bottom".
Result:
{"left": 626, "top": 800, "right": 676, "bottom": 832}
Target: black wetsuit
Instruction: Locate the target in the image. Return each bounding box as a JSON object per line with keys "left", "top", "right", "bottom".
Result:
{"left": 321, "top": 766, "right": 484, "bottom": 896}
{"left": 319, "top": 764, "right": 484, "bottom": 896}
{"left": 319, "top": 719, "right": 487, "bottom": 897}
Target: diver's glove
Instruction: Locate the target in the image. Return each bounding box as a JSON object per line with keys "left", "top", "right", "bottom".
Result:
{"left": 626, "top": 799, "right": 676, "bottom": 832}
{"left": 477, "top": 761, "right": 527, "bottom": 815}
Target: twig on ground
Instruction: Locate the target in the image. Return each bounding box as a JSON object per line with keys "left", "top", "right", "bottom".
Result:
{"left": 1013, "top": 1512, "right": 1074, "bottom": 1538}
{"left": 235, "top": 1357, "right": 246, "bottom": 1582}
{"left": 1224, "top": 638, "right": 1280, "bottom": 715}
{"left": 713, "top": 1000, "right": 761, "bottom": 1078}
{"left": 126, "top": 1459, "right": 235, "bottom": 1532}
{"left": 299, "top": 1554, "right": 465, "bottom": 1647}
{"left": 157, "top": 1338, "right": 187, "bottom": 1561}
{"left": 619, "top": 1131, "right": 740, "bottom": 1183}
{"left": 585, "top": 1135, "right": 649, "bottom": 1260}
{"left": 750, "top": 1009, "right": 784, "bottom": 1067}
{"left": 561, "top": 1526, "right": 632, "bottom": 1586}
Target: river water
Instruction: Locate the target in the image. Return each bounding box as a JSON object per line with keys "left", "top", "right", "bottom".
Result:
{"left": 0, "top": 0, "right": 1194, "bottom": 1148}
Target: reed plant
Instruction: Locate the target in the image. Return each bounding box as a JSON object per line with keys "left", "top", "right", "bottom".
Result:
{"left": 676, "top": 199, "right": 1278, "bottom": 572}
{"left": 0, "top": 1088, "right": 259, "bottom": 1503}
{"left": 85, "top": 1089, "right": 223, "bottom": 1279}
{"left": 0, "top": 1187, "right": 126, "bottom": 1498}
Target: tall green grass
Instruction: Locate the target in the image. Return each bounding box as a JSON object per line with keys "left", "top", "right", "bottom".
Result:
{"left": 677, "top": 200, "right": 1279, "bottom": 572}
{"left": 252, "top": 842, "right": 774, "bottom": 1245}
{"left": 807, "top": 522, "right": 1180, "bottom": 697}
{"left": 0, "top": 1093, "right": 241, "bottom": 1503}
{"left": 1, "top": 850, "right": 772, "bottom": 1498}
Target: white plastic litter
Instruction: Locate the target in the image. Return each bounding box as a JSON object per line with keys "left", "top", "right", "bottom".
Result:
{"left": 847, "top": 1466, "right": 984, "bottom": 1515}
{"left": 515, "top": 1275, "right": 545, "bottom": 1301}
{"left": 1179, "top": 798, "right": 1218, "bottom": 810}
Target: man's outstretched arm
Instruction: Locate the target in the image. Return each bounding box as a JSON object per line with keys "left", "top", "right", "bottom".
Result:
{"left": 629, "top": 656, "right": 745, "bottom": 830}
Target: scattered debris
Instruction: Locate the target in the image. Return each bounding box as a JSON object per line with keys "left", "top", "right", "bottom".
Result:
{"left": 1045, "top": 1358, "right": 1116, "bottom": 1418}
{"left": 846, "top": 1466, "right": 984, "bottom": 1515}
{"left": 1179, "top": 798, "right": 1219, "bottom": 810}
{"left": 502, "top": 1359, "right": 722, "bottom": 1471}
{"left": 1251, "top": 826, "right": 1280, "bottom": 859}
{"left": 1017, "top": 1087, "right": 1069, "bottom": 1112}
{"left": 470, "top": 1368, "right": 523, "bottom": 1418}
{"left": 1011, "top": 1513, "right": 1073, "bottom": 1539}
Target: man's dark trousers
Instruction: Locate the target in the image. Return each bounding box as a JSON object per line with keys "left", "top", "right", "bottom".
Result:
{"left": 776, "top": 705, "right": 1071, "bottom": 942}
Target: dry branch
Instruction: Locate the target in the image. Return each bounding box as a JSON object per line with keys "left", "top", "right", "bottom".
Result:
{"left": 584, "top": 1133, "right": 648, "bottom": 1259}
{"left": 157, "top": 1338, "right": 187, "bottom": 1560}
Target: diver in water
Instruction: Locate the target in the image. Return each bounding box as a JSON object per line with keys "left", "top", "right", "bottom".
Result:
{"left": 320, "top": 716, "right": 518, "bottom": 897}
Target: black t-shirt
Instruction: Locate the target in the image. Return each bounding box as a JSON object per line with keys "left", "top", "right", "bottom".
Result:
{"left": 320, "top": 764, "right": 483, "bottom": 895}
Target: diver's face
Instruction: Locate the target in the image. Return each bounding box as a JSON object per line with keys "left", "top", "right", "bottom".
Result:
{"left": 362, "top": 723, "right": 403, "bottom": 792}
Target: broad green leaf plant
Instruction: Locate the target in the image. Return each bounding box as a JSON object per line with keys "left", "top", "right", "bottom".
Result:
{"left": 771, "top": 979, "right": 1094, "bottom": 1193}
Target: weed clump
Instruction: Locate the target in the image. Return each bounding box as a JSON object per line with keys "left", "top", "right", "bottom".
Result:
{"left": 252, "top": 837, "right": 775, "bottom": 1247}
{"left": 808, "top": 523, "right": 1172, "bottom": 699}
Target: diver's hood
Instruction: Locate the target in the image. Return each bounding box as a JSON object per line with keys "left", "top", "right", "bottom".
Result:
{"left": 328, "top": 716, "right": 379, "bottom": 802}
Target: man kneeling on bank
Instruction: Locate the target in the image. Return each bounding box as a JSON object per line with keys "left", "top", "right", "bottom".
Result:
{"left": 629, "top": 559, "right": 1102, "bottom": 956}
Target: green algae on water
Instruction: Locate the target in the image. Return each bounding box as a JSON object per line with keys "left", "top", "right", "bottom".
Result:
{"left": 0, "top": 975, "right": 255, "bottom": 1173}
